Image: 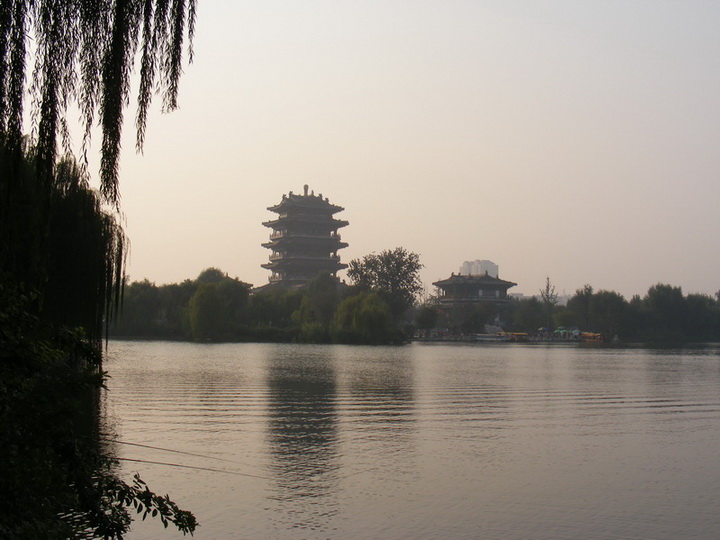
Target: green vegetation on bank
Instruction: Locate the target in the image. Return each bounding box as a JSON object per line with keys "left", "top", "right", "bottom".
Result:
{"left": 420, "top": 282, "right": 720, "bottom": 343}
{"left": 116, "top": 264, "right": 719, "bottom": 345}
{"left": 112, "top": 248, "right": 425, "bottom": 345}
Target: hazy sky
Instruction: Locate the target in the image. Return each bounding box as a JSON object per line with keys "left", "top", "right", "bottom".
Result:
{"left": 89, "top": 0, "right": 719, "bottom": 298}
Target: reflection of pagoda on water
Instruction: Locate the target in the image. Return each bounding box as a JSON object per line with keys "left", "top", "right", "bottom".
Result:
{"left": 261, "top": 185, "right": 348, "bottom": 288}
{"left": 265, "top": 353, "right": 339, "bottom": 531}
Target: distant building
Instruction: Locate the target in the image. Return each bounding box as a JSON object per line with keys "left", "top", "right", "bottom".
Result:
{"left": 459, "top": 260, "right": 498, "bottom": 278}
{"left": 431, "top": 271, "right": 518, "bottom": 333}
{"left": 433, "top": 272, "right": 517, "bottom": 307}
{"left": 261, "top": 185, "right": 348, "bottom": 288}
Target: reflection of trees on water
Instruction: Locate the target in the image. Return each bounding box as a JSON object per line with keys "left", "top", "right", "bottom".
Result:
{"left": 265, "top": 347, "right": 339, "bottom": 532}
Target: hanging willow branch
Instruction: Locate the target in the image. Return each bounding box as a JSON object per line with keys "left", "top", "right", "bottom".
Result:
{"left": 43, "top": 155, "right": 128, "bottom": 344}
{"left": 0, "top": 0, "right": 196, "bottom": 206}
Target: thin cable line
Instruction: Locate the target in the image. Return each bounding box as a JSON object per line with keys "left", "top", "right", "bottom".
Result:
{"left": 116, "top": 457, "right": 269, "bottom": 479}
{"left": 100, "top": 436, "right": 240, "bottom": 464}
{"left": 105, "top": 437, "right": 373, "bottom": 480}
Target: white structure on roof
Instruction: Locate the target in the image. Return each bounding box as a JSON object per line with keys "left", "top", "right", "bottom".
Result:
{"left": 459, "top": 259, "right": 498, "bottom": 278}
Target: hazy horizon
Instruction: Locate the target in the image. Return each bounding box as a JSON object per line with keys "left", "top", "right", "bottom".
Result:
{"left": 74, "top": 1, "right": 718, "bottom": 299}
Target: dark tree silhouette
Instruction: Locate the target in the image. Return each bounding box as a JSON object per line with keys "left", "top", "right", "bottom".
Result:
{"left": 567, "top": 284, "right": 593, "bottom": 330}
{"left": 43, "top": 157, "right": 127, "bottom": 340}
{"left": 0, "top": 3, "right": 199, "bottom": 535}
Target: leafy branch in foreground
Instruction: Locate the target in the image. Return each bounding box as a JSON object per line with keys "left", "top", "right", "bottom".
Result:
{"left": 100, "top": 473, "right": 198, "bottom": 536}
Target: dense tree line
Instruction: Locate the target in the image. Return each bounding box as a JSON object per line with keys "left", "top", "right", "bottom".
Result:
{"left": 419, "top": 282, "right": 720, "bottom": 343}
{"left": 116, "top": 262, "right": 720, "bottom": 346}
{"left": 112, "top": 248, "right": 424, "bottom": 345}
{"left": 545, "top": 283, "right": 718, "bottom": 342}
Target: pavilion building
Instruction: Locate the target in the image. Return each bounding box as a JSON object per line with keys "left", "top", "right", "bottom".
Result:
{"left": 433, "top": 272, "right": 517, "bottom": 308}
{"left": 261, "top": 185, "right": 348, "bottom": 288}
{"left": 431, "top": 272, "right": 518, "bottom": 333}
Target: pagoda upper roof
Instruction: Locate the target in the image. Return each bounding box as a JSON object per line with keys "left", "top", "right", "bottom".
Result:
{"left": 267, "top": 185, "right": 344, "bottom": 215}
{"left": 433, "top": 273, "right": 517, "bottom": 289}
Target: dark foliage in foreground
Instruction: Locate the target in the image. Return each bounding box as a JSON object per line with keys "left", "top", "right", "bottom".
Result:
{"left": 1, "top": 1, "right": 199, "bottom": 534}
{"left": 0, "top": 147, "right": 197, "bottom": 538}
{"left": 0, "top": 283, "right": 197, "bottom": 538}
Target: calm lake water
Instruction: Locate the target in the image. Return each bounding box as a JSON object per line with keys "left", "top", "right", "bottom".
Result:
{"left": 103, "top": 341, "right": 720, "bottom": 539}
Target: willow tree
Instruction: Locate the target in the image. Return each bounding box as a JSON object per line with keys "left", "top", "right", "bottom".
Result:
{"left": 1, "top": 4, "right": 199, "bottom": 535}
{"left": 1, "top": 0, "right": 196, "bottom": 336}
{"left": 43, "top": 156, "right": 127, "bottom": 341}
{"left": 0, "top": 0, "right": 197, "bottom": 204}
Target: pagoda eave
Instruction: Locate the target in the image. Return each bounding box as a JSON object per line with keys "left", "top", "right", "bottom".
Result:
{"left": 262, "top": 239, "right": 349, "bottom": 250}
{"left": 262, "top": 218, "right": 349, "bottom": 229}
{"left": 262, "top": 261, "right": 348, "bottom": 271}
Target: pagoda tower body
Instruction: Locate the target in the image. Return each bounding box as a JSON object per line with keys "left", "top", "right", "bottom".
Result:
{"left": 261, "top": 185, "right": 348, "bottom": 287}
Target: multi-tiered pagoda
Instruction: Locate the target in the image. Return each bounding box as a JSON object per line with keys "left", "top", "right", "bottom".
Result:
{"left": 261, "top": 185, "right": 348, "bottom": 288}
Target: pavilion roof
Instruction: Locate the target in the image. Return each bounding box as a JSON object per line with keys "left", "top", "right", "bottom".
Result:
{"left": 433, "top": 273, "right": 517, "bottom": 289}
